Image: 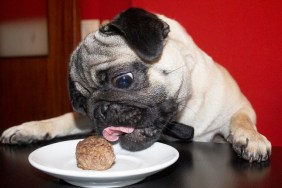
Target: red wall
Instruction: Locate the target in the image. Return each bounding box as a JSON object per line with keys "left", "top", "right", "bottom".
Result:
{"left": 81, "top": 0, "right": 282, "bottom": 146}
{"left": 81, "top": 0, "right": 131, "bottom": 21}
{"left": 0, "top": 0, "right": 46, "bottom": 22}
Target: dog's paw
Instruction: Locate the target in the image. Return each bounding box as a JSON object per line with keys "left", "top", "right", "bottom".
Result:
{"left": 1, "top": 122, "right": 52, "bottom": 144}
{"left": 228, "top": 129, "right": 271, "bottom": 163}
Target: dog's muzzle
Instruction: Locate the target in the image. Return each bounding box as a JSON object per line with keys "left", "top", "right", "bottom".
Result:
{"left": 92, "top": 101, "right": 164, "bottom": 150}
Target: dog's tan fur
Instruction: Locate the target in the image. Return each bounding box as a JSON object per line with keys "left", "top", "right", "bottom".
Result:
{"left": 1, "top": 12, "right": 271, "bottom": 162}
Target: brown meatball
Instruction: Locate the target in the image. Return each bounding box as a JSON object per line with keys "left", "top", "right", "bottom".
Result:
{"left": 76, "top": 136, "right": 115, "bottom": 170}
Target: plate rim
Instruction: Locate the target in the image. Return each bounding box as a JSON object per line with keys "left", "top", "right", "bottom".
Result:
{"left": 28, "top": 139, "right": 179, "bottom": 179}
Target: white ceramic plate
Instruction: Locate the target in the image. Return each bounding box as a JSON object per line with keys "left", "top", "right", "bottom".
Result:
{"left": 28, "top": 139, "right": 179, "bottom": 188}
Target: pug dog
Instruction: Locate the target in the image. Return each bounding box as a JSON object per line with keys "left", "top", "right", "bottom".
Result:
{"left": 1, "top": 8, "right": 271, "bottom": 162}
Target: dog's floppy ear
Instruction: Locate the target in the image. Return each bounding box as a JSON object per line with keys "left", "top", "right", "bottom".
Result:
{"left": 100, "top": 8, "right": 170, "bottom": 62}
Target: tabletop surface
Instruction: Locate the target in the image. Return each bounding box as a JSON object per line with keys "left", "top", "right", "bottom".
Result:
{"left": 0, "top": 136, "right": 281, "bottom": 188}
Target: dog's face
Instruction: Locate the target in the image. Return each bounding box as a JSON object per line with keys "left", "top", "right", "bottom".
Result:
{"left": 68, "top": 8, "right": 190, "bottom": 151}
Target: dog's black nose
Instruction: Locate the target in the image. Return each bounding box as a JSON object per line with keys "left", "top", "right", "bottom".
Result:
{"left": 95, "top": 103, "right": 110, "bottom": 120}
{"left": 101, "top": 103, "right": 109, "bottom": 115}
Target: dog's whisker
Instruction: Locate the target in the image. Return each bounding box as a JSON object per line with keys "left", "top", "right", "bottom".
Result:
{"left": 163, "top": 64, "right": 186, "bottom": 74}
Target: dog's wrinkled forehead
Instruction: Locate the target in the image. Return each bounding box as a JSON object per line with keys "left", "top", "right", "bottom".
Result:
{"left": 81, "top": 30, "right": 136, "bottom": 66}
{"left": 74, "top": 8, "right": 170, "bottom": 66}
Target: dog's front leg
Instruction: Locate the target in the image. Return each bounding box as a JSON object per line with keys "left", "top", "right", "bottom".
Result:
{"left": 228, "top": 109, "right": 271, "bottom": 162}
{"left": 1, "top": 112, "right": 93, "bottom": 144}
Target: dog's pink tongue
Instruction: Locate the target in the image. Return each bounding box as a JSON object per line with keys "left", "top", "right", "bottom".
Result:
{"left": 102, "top": 126, "right": 134, "bottom": 142}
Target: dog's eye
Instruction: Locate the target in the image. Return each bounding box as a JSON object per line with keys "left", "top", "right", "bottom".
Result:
{"left": 112, "top": 73, "right": 133, "bottom": 89}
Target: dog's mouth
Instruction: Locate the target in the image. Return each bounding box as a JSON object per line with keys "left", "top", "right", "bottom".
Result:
{"left": 102, "top": 126, "right": 135, "bottom": 142}
{"left": 102, "top": 125, "right": 162, "bottom": 151}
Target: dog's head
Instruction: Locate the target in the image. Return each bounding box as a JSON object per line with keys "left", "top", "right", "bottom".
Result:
{"left": 68, "top": 8, "right": 191, "bottom": 151}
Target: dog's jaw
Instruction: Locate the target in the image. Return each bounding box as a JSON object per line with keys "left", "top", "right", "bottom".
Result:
{"left": 119, "top": 127, "right": 162, "bottom": 151}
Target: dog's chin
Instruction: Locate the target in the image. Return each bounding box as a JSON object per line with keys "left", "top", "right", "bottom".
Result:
{"left": 119, "top": 127, "right": 162, "bottom": 151}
